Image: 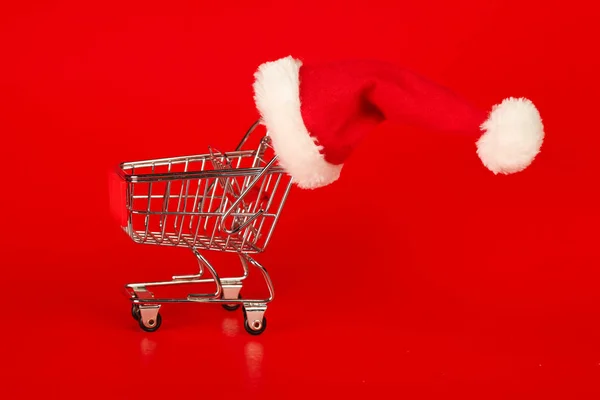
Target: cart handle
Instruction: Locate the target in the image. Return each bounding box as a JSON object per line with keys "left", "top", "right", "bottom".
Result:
{"left": 235, "top": 119, "right": 261, "bottom": 151}
{"left": 220, "top": 155, "right": 279, "bottom": 235}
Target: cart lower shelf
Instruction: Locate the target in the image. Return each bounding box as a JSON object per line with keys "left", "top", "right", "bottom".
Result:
{"left": 124, "top": 249, "right": 273, "bottom": 335}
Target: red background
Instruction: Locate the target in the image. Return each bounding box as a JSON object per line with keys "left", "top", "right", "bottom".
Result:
{"left": 1, "top": 0, "right": 599, "bottom": 398}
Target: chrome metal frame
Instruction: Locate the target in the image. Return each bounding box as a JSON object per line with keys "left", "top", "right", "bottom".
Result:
{"left": 116, "top": 121, "right": 292, "bottom": 334}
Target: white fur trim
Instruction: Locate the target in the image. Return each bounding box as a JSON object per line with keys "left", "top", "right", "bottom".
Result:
{"left": 252, "top": 56, "right": 343, "bottom": 189}
{"left": 477, "top": 97, "right": 544, "bottom": 174}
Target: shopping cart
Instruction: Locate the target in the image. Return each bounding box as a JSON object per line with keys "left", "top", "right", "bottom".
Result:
{"left": 113, "top": 121, "right": 293, "bottom": 335}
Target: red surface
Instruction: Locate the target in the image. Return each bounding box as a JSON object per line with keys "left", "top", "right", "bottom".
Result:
{"left": 1, "top": 1, "right": 600, "bottom": 398}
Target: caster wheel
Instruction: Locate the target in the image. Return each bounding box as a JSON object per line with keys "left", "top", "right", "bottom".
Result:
{"left": 222, "top": 293, "right": 242, "bottom": 312}
{"left": 244, "top": 315, "right": 267, "bottom": 335}
{"left": 139, "top": 313, "right": 162, "bottom": 333}
{"left": 131, "top": 304, "right": 141, "bottom": 320}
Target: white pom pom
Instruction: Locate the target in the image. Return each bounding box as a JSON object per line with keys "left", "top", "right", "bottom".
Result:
{"left": 477, "top": 97, "right": 544, "bottom": 174}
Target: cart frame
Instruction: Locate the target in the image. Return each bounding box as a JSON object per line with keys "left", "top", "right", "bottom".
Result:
{"left": 115, "top": 121, "right": 293, "bottom": 335}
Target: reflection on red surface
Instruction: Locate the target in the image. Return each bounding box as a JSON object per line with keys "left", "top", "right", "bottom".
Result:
{"left": 222, "top": 317, "right": 241, "bottom": 337}
{"left": 245, "top": 341, "right": 264, "bottom": 383}
{"left": 140, "top": 337, "right": 158, "bottom": 363}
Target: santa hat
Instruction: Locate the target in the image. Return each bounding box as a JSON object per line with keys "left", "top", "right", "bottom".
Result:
{"left": 252, "top": 56, "right": 544, "bottom": 189}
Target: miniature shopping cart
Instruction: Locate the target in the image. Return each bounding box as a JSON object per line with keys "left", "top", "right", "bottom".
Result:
{"left": 113, "top": 121, "right": 293, "bottom": 335}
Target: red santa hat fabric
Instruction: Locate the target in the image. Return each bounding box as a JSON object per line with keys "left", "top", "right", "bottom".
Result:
{"left": 252, "top": 56, "right": 544, "bottom": 189}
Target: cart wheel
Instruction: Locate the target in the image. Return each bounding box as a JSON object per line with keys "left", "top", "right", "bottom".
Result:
{"left": 222, "top": 293, "right": 242, "bottom": 312}
{"left": 244, "top": 315, "right": 267, "bottom": 335}
{"left": 131, "top": 304, "right": 141, "bottom": 320}
{"left": 139, "top": 313, "right": 162, "bottom": 333}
